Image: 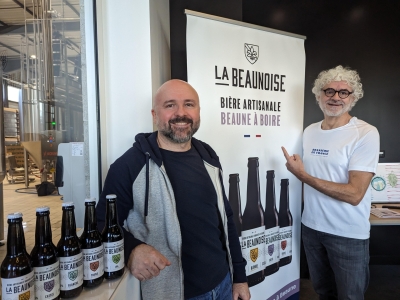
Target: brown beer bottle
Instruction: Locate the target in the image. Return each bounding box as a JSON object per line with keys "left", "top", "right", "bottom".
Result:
{"left": 1, "top": 213, "right": 35, "bottom": 300}
{"left": 102, "top": 195, "right": 125, "bottom": 279}
{"left": 241, "top": 157, "right": 265, "bottom": 287}
{"left": 13, "top": 211, "right": 31, "bottom": 261}
{"left": 57, "top": 202, "right": 83, "bottom": 298}
{"left": 264, "top": 170, "right": 280, "bottom": 276}
{"left": 278, "top": 179, "right": 293, "bottom": 266}
{"left": 80, "top": 198, "right": 104, "bottom": 287}
{"left": 30, "top": 207, "right": 60, "bottom": 300}
{"left": 228, "top": 173, "right": 242, "bottom": 238}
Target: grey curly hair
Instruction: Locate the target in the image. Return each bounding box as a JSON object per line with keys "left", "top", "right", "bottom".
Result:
{"left": 312, "top": 65, "right": 363, "bottom": 108}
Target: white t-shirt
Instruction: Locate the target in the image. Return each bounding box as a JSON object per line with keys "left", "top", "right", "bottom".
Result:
{"left": 301, "top": 117, "right": 380, "bottom": 239}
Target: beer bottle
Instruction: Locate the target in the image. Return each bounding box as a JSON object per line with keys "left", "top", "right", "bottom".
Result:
{"left": 278, "top": 179, "right": 293, "bottom": 267}
{"left": 102, "top": 194, "right": 125, "bottom": 279}
{"left": 57, "top": 202, "right": 83, "bottom": 298}
{"left": 1, "top": 213, "right": 35, "bottom": 300}
{"left": 241, "top": 157, "right": 265, "bottom": 287}
{"left": 30, "top": 207, "right": 60, "bottom": 300}
{"left": 13, "top": 211, "right": 31, "bottom": 262}
{"left": 80, "top": 198, "right": 104, "bottom": 287}
{"left": 228, "top": 173, "right": 242, "bottom": 238}
{"left": 264, "top": 170, "right": 280, "bottom": 276}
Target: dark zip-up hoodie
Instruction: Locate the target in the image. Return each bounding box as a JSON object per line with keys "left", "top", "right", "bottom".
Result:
{"left": 96, "top": 132, "right": 246, "bottom": 300}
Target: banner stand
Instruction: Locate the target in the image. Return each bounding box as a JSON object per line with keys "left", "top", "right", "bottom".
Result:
{"left": 186, "top": 10, "right": 306, "bottom": 300}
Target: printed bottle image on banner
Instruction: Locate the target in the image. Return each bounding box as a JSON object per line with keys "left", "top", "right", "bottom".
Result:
{"left": 278, "top": 179, "right": 292, "bottom": 267}
{"left": 264, "top": 170, "right": 280, "bottom": 276}
{"left": 241, "top": 157, "right": 265, "bottom": 287}
{"left": 229, "top": 173, "right": 243, "bottom": 242}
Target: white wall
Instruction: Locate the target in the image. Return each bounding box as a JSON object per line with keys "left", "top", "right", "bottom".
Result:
{"left": 150, "top": 0, "right": 171, "bottom": 106}
{"left": 96, "top": 0, "right": 170, "bottom": 182}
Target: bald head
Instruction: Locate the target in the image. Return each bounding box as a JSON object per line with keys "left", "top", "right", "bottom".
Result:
{"left": 152, "top": 80, "right": 201, "bottom": 146}
{"left": 154, "top": 79, "right": 199, "bottom": 109}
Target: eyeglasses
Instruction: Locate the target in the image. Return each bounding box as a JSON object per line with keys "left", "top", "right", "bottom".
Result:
{"left": 322, "top": 88, "right": 353, "bottom": 99}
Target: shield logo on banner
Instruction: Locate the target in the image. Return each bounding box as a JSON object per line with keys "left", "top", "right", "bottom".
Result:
{"left": 44, "top": 280, "right": 55, "bottom": 292}
{"left": 90, "top": 261, "right": 99, "bottom": 272}
{"left": 268, "top": 244, "right": 274, "bottom": 256}
{"left": 68, "top": 270, "right": 78, "bottom": 281}
{"left": 244, "top": 43, "right": 259, "bottom": 64}
{"left": 112, "top": 254, "right": 121, "bottom": 264}
{"left": 281, "top": 240, "right": 287, "bottom": 250}
{"left": 250, "top": 248, "right": 258, "bottom": 262}
{"left": 19, "top": 291, "right": 30, "bottom": 300}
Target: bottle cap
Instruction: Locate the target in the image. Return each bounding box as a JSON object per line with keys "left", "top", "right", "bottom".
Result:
{"left": 85, "top": 198, "right": 96, "bottom": 204}
{"left": 106, "top": 194, "right": 117, "bottom": 200}
{"left": 36, "top": 206, "right": 50, "bottom": 213}
{"left": 62, "top": 202, "right": 74, "bottom": 207}
{"left": 229, "top": 173, "right": 240, "bottom": 182}
{"left": 281, "top": 178, "right": 289, "bottom": 185}
{"left": 248, "top": 157, "right": 259, "bottom": 167}
{"left": 7, "top": 212, "right": 23, "bottom": 220}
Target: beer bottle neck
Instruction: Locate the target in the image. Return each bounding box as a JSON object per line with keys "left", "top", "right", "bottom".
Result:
{"left": 229, "top": 176, "right": 242, "bottom": 236}
{"left": 229, "top": 178, "right": 242, "bottom": 214}
{"left": 35, "top": 214, "right": 53, "bottom": 245}
{"left": 84, "top": 204, "right": 98, "bottom": 232}
{"left": 265, "top": 173, "right": 276, "bottom": 210}
{"left": 105, "top": 201, "right": 118, "bottom": 226}
{"left": 246, "top": 160, "right": 262, "bottom": 206}
{"left": 61, "top": 209, "right": 77, "bottom": 237}
{"left": 7, "top": 221, "right": 26, "bottom": 257}
{"left": 279, "top": 180, "right": 289, "bottom": 212}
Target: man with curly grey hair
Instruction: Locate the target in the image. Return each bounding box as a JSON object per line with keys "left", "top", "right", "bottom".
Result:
{"left": 282, "top": 65, "right": 380, "bottom": 299}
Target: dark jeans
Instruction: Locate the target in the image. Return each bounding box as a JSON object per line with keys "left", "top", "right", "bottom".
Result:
{"left": 302, "top": 224, "right": 369, "bottom": 300}
{"left": 187, "top": 272, "right": 232, "bottom": 300}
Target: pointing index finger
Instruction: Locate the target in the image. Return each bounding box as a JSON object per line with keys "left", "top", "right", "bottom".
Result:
{"left": 281, "top": 146, "right": 290, "bottom": 161}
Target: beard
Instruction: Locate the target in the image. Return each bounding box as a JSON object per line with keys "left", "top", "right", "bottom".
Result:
{"left": 319, "top": 99, "right": 352, "bottom": 117}
{"left": 158, "top": 116, "right": 200, "bottom": 143}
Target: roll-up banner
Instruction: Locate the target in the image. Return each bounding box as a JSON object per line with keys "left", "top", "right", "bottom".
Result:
{"left": 186, "top": 11, "right": 306, "bottom": 300}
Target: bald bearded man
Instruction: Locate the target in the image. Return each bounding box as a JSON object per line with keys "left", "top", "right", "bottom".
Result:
{"left": 96, "top": 80, "right": 250, "bottom": 300}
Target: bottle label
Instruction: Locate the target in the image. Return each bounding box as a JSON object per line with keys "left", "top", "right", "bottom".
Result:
{"left": 241, "top": 226, "right": 265, "bottom": 275}
{"left": 104, "top": 239, "right": 125, "bottom": 272}
{"left": 59, "top": 253, "right": 83, "bottom": 291}
{"left": 279, "top": 226, "right": 292, "bottom": 259}
{"left": 34, "top": 261, "right": 60, "bottom": 299}
{"left": 265, "top": 226, "right": 280, "bottom": 267}
{"left": 82, "top": 245, "right": 105, "bottom": 280}
{"left": 1, "top": 271, "right": 35, "bottom": 300}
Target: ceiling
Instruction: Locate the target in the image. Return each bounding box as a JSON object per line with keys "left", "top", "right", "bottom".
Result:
{"left": 0, "top": 0, "right": 80, "bottom": 75}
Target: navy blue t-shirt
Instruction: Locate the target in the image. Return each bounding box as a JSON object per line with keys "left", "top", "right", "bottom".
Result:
{"left": 160, "top": 146, "right": 229, "bottom": 299}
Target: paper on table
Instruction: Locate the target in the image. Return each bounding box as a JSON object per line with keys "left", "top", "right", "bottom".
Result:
{"left": 370, "top": 208, "right": 400, "bottom": 218}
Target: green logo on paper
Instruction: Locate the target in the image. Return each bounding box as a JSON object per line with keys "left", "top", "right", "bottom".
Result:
{"left": 388, "top": 172, "right": 398, "bottom": 188}
{"left": 112, "top": 254, "right": 121, "bottom": 264}
{"left": 68, "top": 270, "right": 78, "bottom": 281}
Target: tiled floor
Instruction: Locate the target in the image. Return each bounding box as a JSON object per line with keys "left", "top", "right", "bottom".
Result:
{"left": 0, "top": 180, "right": 63, "bottom": 261}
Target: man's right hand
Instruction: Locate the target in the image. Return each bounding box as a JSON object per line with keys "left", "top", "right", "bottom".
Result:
{"left": 127, "top": 244, "right": 171, "bottom": 281}
{"left": 281, "top": 146, "right": 306, "bottom": 180}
